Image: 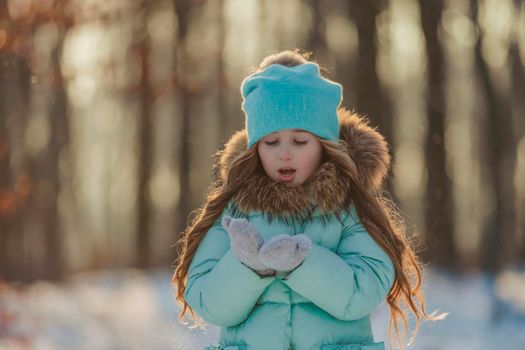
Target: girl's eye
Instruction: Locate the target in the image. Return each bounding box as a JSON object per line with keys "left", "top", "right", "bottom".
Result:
{"left": 263, "top": 139, "right": 307, "bottom": 146}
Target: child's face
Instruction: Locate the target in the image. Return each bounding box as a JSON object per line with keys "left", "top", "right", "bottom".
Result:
{"left": 257, "top": 129, "right": 322, "bottom": 186}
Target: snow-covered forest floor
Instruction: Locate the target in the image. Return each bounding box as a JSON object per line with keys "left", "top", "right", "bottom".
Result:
{"left": 1, "top": 266, "right": 525, "bottom": 350}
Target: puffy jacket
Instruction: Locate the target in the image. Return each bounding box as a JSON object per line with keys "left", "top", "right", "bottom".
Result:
{"left": 185, "top": 201, "right": 394, "bottom": 350}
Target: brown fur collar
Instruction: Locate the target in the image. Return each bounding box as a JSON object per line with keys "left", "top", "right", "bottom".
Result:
{"left": 218, "top": 107, "right": 391, "bottom": 220}
{"left": 231, "top": 161, "right": 351, "bottom": 223}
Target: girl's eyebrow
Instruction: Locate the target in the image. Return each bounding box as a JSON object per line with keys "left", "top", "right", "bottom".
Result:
{"left": 266, "top": 129, "right": 309, "bottom": 136}
{"left": 292, "top": 131, "right": 311, "bottom": 136}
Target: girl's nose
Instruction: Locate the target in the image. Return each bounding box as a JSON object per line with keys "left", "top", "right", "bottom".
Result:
{"left": 278, "top": 146, "right": 292, "bottom": 160}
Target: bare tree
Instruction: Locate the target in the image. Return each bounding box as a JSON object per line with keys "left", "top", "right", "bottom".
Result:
{"left": 0, "top": 52, "right": 12, "bottom": 280}
{"left": 509, "top": 1, "right": 525, "bottom": 261}
{"left": 305, "top": 0, "right": 328, "bottom": 56}
{"left": 0, "top": 0, "right": 11, "bottom": 276}
{"left": 0, "top": 0, "right": 72, "bottom": 281}
{"left": 38, "top": 23, "right": 70, "bottom": 280}
{"left": 347, "top": 0, "right": 396, "bottom": 198}
{"left": 136, "top": 2, "right": 154, "bottom": 268}
{"left": 174, "top": 0, "right": 192, "bottom": 247}
{"left": 216, "top": 0, "right": 228, "bottom": 145}
{"left": 0, "top": 53, "right": 31, "bottom": 280}
{"left": 471, "top": 0, "right": 518, "bottom": 272}
{"left": 348, "top": 0, "right": 392, "bottom": 141}
{"left": 419, "top": 0, "right": 457, "bottom": 267}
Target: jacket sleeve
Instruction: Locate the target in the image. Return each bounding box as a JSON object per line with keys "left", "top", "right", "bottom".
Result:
{"left": 184, "top": 204, "right": 275, "bottom": 327}
{"left": 282, "top": 206, "right": 395, "bottom": 321}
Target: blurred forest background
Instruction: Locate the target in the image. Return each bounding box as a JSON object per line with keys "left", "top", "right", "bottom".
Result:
{"left": 1, "top": 0, "right": 525, "bottom": 348}
{"left": 2, "top": 0, "right": 525, "bottom": 281}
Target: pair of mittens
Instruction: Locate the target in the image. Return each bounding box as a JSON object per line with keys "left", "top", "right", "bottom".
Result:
{"left": 221, "top": 216, "right": 312, "bottom": 276}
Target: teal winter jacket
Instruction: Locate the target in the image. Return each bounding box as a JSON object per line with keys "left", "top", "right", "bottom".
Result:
{"left": 184, "top": 110, "right": 394, "bottom": 350}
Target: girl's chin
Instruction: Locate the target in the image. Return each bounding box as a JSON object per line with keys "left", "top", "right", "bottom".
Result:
{"left": 276, "top": 174, "right": 304, "bottom": 186}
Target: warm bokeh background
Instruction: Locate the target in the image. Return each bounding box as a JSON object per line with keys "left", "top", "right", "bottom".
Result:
{"left": 1, "top": 0, "right": 524, "bottom": 349}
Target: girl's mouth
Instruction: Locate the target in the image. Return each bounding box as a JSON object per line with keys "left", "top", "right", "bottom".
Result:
{"left": 278, "top": 168, "right": 296, "bottom": 182}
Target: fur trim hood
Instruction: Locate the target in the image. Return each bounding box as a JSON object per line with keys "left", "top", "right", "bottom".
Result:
{"left": 216, "top": 108, "right": 391, "bottom": 221}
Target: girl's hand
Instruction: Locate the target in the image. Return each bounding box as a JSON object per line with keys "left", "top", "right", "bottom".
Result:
{"left": 259, "top": 234, "right": 312, "bottom": 273}
{"left": 221, "top": 216, "right": 275, "bottom": 276}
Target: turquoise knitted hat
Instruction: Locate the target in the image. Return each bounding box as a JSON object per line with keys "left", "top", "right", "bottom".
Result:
{"left": 240, "top": 62, "right": 343, "bottom": 148}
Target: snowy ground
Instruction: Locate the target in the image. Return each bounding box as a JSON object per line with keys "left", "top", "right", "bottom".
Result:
{"left": 1, "top": 266, "right": 525, "bottom": 350}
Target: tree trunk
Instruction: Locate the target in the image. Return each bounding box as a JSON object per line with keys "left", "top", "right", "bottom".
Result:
{"left": 305, "top": 0, "right": 328, "bottom": 58}
{"left": 508, "top": 12, "right": 525, "bottom": 261}
{"left": 419, "top": 0, "right": 457, "bottom": 267}
{"left": 0, "top": 55, "right": 31, "bottom": 280}
{"left": 174, "top": 0, "right": 192, "bottom": 246}
{"left": 136, "top": 3, "right": 153, "bottom": 268}
{"left": 348, "top": 0, "right": 392, "bottom": 140}
{"left": 471, "top": 0, "right": 517, "bottom": 272}
{"left": 216, "top": 0, "right": 228, "bottom": 146}
{"left": 348, "top": 0, "right": 395, "bottom": 196}
{"left": 0, "top": 52, "right": 12, "bottom": 280}
{"left": 40, "top": 32, "right": 69, "bottom": 280}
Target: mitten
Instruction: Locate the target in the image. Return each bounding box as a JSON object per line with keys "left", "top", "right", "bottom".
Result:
{"left": 221, "top": 216, "right": 275, "bottom": 276}
{"left": 259, "top": 234, "right": 312, "bottom": 272}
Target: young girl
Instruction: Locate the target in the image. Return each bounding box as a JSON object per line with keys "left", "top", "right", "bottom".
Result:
{"left": 172, "top": 50, "right": 442, "bottom": 350}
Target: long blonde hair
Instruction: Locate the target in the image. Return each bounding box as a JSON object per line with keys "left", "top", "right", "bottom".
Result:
{"left": 172, "top": 49, "right": 445, "bottom": 348}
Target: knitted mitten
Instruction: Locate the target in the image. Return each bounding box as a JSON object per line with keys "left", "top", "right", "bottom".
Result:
{"left": 221, "top": 216, "right": 275, "bottom": 276}
{"left": 259, "top": 234, "right": 312, "bottom": 273}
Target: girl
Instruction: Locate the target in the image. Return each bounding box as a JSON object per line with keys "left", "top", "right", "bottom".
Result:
{"left": 172, "top": 50, "right": 442, "bottom": 350}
